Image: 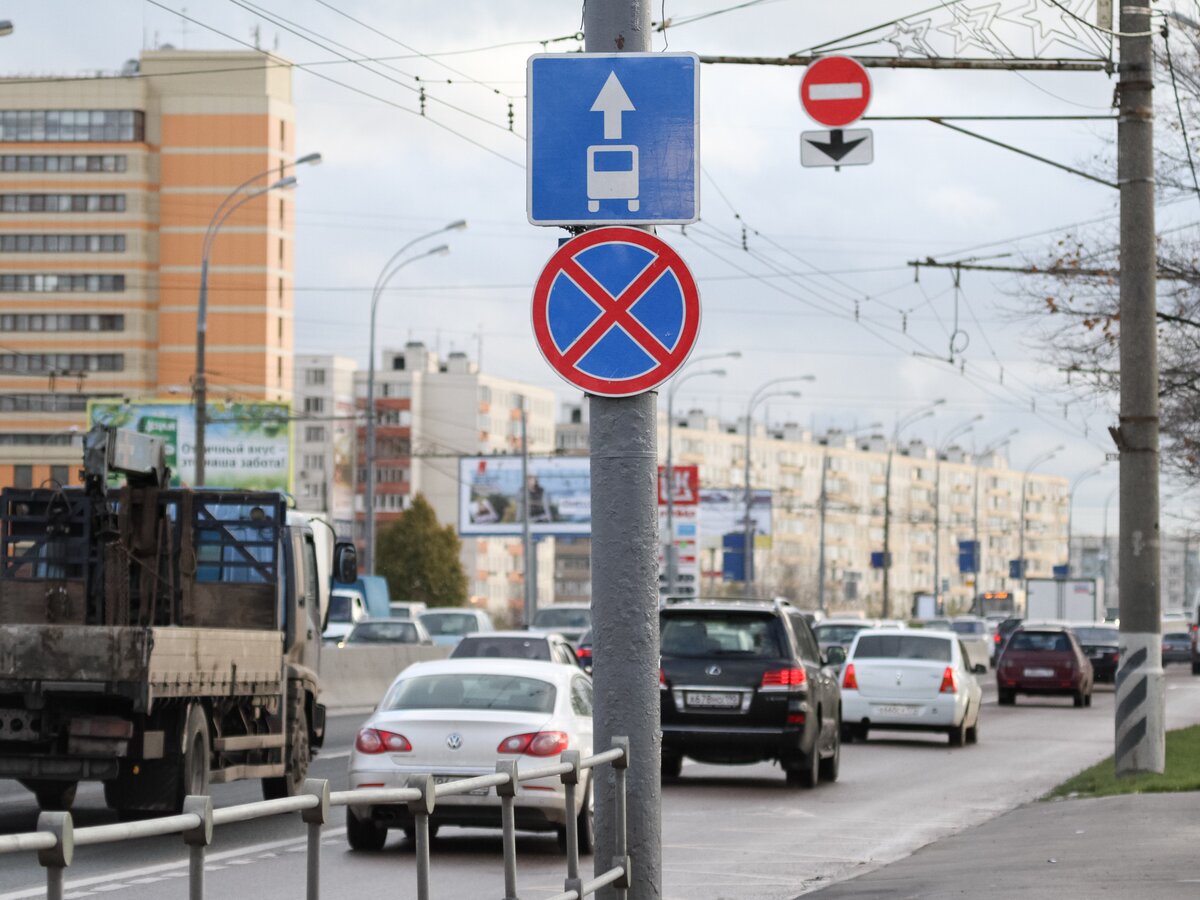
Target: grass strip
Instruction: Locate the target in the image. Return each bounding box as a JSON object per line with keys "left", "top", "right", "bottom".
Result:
{"left": 1045, "top": 724, "right": 1200, "bottom": 799}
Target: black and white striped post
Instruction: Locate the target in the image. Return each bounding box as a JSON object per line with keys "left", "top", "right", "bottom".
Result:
{"left": 1113, "top": 0, "right": 1165, "bottom": 775}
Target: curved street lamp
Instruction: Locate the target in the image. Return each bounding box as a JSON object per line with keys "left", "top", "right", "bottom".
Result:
{"left": 362, "top": 220, "right": 467, "bottom": 574}
{"left": 932, "top": 415, "right": 983, "bottom": 612}
{"left": 881, "top": 399, "right": 945, "bottom": 618}
{"left": 1016, "top": 445, "right": 1064, "bottom": 584}
{"left": 743, "top": 376, "right": 815, "bottom": 596}
{"left": 194, "top": 171, "right": 303, "bottom": 484}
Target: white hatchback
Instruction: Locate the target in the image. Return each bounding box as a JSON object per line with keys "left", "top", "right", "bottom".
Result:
{"left": 840, "top": 629, "right": 983, "bottom": 747}
{"left": 346, "top": 658, "right": 594, "bottom": 851}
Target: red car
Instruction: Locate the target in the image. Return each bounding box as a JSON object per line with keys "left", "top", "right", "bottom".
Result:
{"left": 997, "top": 626, "right": 1093, "bottom": 707}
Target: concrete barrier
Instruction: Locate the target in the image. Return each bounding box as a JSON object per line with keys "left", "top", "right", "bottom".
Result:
{"left": 319, "top": 644, "right": 450, "bottom": 709}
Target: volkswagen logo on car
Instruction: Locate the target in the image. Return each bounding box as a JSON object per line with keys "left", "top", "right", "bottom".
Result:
{"left": 446, "top": 732, "right": 463, "bottom": 750}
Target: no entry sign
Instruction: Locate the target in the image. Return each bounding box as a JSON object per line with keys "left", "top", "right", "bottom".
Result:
{"left": 800, "top": 56, "right": 871, "bottom": 128}
{"left": 532, "top": 227, "right": 701, "bottom": 397}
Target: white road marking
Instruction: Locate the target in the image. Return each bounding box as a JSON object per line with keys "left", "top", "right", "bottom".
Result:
{"left": 0, "top": 829, "right": 345, "bottom": 900}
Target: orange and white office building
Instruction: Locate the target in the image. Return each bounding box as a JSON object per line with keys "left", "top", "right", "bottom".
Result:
{"left": 0, "top": 49, "right": 296, "bottom": 487}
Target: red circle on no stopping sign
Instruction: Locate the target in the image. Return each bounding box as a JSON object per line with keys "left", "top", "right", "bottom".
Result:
{"left": 531, "top": 227, "right": 701, "bottom": 397}
{"left": 800, "top": 56, "right": 872, "bottom": 128}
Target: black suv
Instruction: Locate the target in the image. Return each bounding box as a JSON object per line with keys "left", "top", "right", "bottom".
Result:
{"left": 659, "top": 599, "right": 842, "bottom": 787}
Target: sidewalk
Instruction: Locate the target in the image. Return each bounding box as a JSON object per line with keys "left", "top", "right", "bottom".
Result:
{"left": 809, "top": 792, "right": 1200, "bottom": 899}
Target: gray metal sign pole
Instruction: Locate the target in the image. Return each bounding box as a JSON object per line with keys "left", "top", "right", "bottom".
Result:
{"left": 585, "top": 7, "right": 662, "bottom": 899}
{"left": 1114, "top": 1, "right": 1164, "bottom": 774}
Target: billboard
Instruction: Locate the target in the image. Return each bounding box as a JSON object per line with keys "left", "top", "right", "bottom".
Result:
{"left": 459, "top": 456, "right": 592, "bottom": 536}
{"left": 88, "top": 400, "right": 291, "bottom": 491}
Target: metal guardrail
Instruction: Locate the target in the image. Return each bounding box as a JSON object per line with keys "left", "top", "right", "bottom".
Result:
{"left": 0, "top": 736, "right": 631, "bottom": 900}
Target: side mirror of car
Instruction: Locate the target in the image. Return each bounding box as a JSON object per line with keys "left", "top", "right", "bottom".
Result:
{"left": 823, "top": 646, "right": 847, "bottom": 667}
{"left": 973, "top": 663, "right": 987, "bottom": 675}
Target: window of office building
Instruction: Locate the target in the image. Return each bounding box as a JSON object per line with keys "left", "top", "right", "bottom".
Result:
{"left": 0, "top": 313, "right": 124, "bottom": 332}
{"left": 304, "top": 369, "right": 325, "bottom": 386}
{"left": 13, "top": 465, "right": 32, "bottom": 488}
{"left": 303, "top": 397, "right": 324, "bottom": 414}
{"left": 304, "top": 425, "right": 325, "bottom": 443}
{"left": 0, "top": 234, "right": 125, "bottom": 252}
{"left": 303, "top": 454, "right": 325, "bottom": 471}
{"left": 0, "top": 110, "right": 144, "bottom": 143}
{"left": 50, "top": 465, "right": 69, "bottom": 486}
{"left": 0, "top": 393, "right": 102, "bottom": 412}
{"left": 0, "top": 274, "right": 124, "bottom": 292}
{"left": 0, "top": 194, "right": 126, "bottom": 213}
{"left": 0, "top": 154, "right": 128, "bottom": 172}
{"left": 0, "top": 353, "right": 123, "bottom": 373}
{"left": 0, "top": 433, "right": 77, "bottom": 446}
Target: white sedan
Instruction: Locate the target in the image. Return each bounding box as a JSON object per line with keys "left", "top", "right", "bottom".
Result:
{"left": 346, "top": 658, "right": 594, "bottom": 851}
{"left": 840, "top": 629, "right": 983, "bottom": 747}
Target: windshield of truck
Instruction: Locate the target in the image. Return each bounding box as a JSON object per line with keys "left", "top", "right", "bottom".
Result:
{"left": 419, "top": 612, "right": 480, "bottom": 637}
{"left": 951, "top": 621, "right": 985, "bottom": 636}
{"left": 532, "top": 608, "right": 591, "bottom": 630}
{"left": 328, "top": 594, "right": 353, "bottom": 623}
{"left": 384, "top": 673, "right": 556, "bottom": 713}
{"left": 853, "top": 634, "right": 952, "bottom": 662}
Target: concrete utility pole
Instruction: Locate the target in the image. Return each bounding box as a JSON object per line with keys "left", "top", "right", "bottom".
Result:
{"left": 584, "top": 3, "right": 661, "bottom": 897}
{"left": 1114, "top": 2, "right": 1164, "bottom": 775}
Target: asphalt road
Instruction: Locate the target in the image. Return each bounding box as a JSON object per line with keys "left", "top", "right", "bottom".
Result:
{"left": 2, "top": 669, "right": 1199, "bottom": 899}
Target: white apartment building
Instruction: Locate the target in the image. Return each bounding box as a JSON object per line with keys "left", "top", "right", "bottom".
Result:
{"left": 293, "top": 354, "right": 356, "bottom": 537}
{"left": 553, "top": 400, "right": 1071, "bottom": 616}
{"left": 355, "top": 342, "right": 556, "bottom": 622}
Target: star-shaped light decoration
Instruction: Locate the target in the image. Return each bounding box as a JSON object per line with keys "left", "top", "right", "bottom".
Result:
{"left": 998, "top": 0, "right": 1106, "bottom": 57}
{"left": 884, "top": 18, "right": 936, "bottom": 58}
{"left": 935, "top": 1, "right": 1004, "bottom": 55}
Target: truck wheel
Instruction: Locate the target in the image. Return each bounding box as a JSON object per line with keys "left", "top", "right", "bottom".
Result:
{"left": 263, "top": 703, "right": 309, "bottom": 800}
{"left": 177, "top": 704, "right": 212, "bottom": 808}
{"left": 26, "top": 780, "right": 77, "bottom": 812}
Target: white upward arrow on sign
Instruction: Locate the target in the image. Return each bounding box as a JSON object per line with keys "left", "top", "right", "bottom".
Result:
{"left": 590, "top": 71, "right": 635, "bottom": 140}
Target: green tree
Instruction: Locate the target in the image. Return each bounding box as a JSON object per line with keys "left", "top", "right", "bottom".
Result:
{"left": 376, "top": 494, "right": 468, "bottom": 607}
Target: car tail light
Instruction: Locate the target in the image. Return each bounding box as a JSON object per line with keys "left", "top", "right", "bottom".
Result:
{"left": 842, "top": 663, "right": 858, "bottom": 690}
{"left": 939, "top": 666, "right": 958, "bottom": 694}
{"left": 786, "top": 713, "right": 806, "bottom": 725}
{"left": 760, "top": 668, "right": 807, "bottom": 690}
{"left": 993, "top": 632, "right": 1002, "bottom": 644}
{"left": 576, "top": 646, "right": 592, "bottom": 661}
{"left": 355, "top": 727, "right": 412, "bottom": 754}
{"left": 659, "top": 668, "right": 668, "bottom": 689}
{"left": 498, "top": 731, "right": 570, "bottom": 757}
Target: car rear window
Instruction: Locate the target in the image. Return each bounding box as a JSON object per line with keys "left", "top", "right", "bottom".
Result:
{"left": 661, "top": 613, "right": 786, "bottom": 659}
{"left": 1009, "top": 631, "right": 1072, "bottom": 652}
{"left": 853, "top": 634, "right": 952, "bottom": 662}
{"left": 532, "top": 608, "right": 592, "bottom": 630}
{"left": 384, "top": 674, "right": 556, "bottom": 713}
{"left": 1072, "top": 627, "right": 1118, "bottom": 644}
{"left": 348, "top": 622, "right": 418, "bottom": 643}
{"left": 814, "top": 624, "right": 868, "bottom": 645}
{"left": 951, "top": 621, "right": 985, "bottom": 636}
{"left": 419, "top": 613, "right": 479, "bottom": 636}
{"left": 1165, "top": 632, "right": 1189, "bottom": 641}
{"left": 452, "top": 637, "right": 551, "bottom": 661}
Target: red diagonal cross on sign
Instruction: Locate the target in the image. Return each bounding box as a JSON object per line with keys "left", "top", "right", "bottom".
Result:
{"left": 559, "top": 255, "right": 673, "bottom": 367}
{"left": 531, "top": 226, "right": 702, "bottom": 398}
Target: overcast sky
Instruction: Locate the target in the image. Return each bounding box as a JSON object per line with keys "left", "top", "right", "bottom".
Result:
{"left": 8, "top": 0, "right": 1195, "bottom": 533}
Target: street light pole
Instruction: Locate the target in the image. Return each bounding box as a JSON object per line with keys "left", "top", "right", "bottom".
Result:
{"left": 881, "top": 399, "right": 944, "bottom": 618}
{"left": 742, "top": 377, "right": 814, "bottom": 597}
{"left": 1066, "top": 466, "right": 1105, "bottom": 574}
{"left": 816, "top": 422, "right": 880, "bottom": 614}
{"left": 664, "top": 364, "right": 729, "bottom": 596}
{"left": 362, "top": 223, "right": 465, "bottom": 575}
{"left": 1102, "top": 484, "right": 1118, "bottom": 612}
{"left": 194, "top": 173, "right": 299, "bottom": 485}
{"left": 1017, "top": 445, "right": 1063, "bottom": 586}
{"left": 972, "top": 430, "right": 1017, "bottom": 601}
{"left": 933, "top": 415, "right": 981, "bottom": 614}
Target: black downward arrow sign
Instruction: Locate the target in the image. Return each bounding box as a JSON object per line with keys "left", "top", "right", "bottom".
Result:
{"left": 805, "top": 129, "right": 867, "bottom": 162}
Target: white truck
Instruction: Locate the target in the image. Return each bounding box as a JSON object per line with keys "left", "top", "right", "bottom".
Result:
{"left": 1025, "top": 578, "right": 1103, "bottom": 622}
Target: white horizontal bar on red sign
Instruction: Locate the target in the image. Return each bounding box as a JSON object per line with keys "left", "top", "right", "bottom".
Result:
{"left": 808, "top": 83, "right": 863, "bottom": 100}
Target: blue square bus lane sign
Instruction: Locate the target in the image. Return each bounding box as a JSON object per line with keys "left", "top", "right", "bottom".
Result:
{"left": 527, "top": 52, "right": 700, "bottom": 226}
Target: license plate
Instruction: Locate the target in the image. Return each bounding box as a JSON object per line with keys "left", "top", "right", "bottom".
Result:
{"left": 685, "top": 691, "right": 742, "bottom": 709}
{"left": 433, "top": 775, "right": 489, "bottom": 796}
{"left": 873, "top": 704, "right": 917, "bottom": 716}
{"left": 1024, "top": 667, "right": 1055, "bottom": 678}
